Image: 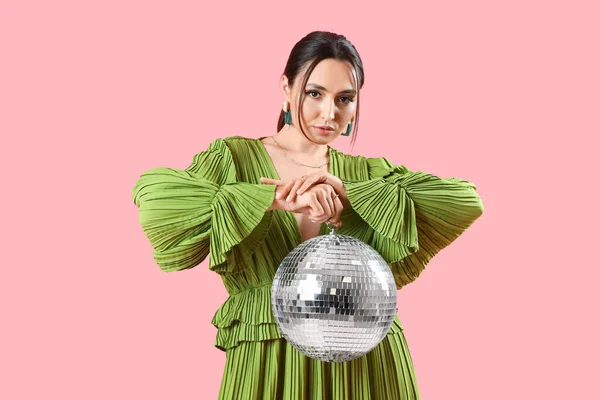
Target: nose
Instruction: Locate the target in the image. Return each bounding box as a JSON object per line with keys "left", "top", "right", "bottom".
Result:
{"left": 321, "top": 98, "right": 335, "bottom": 121}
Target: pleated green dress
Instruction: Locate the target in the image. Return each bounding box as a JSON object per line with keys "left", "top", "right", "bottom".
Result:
{"left": 132, "top": 135, "right": 484, "bottom": 399}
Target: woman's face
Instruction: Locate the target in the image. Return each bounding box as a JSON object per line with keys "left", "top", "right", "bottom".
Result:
{"left": 284, "top": 58, "right": 357, "bottom": 145}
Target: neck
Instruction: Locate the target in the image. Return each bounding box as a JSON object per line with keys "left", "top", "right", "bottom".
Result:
{"left": 274, "top": 126, "right": 328, "bottom": 157}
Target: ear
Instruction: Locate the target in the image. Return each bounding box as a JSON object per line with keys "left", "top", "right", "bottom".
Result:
{"left": 280, "top": 75, "right": 291, "bottom": 98}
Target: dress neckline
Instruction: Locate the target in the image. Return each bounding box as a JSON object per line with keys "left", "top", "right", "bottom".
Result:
{"left": 256, "top": 136, "right": 334, "bottom": 180}
{"left": 255, "top": 136, "right": 336, "bottom": 243}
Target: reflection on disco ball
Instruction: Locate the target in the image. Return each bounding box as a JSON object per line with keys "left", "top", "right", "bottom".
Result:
{"left": 271, "top": 225, "right": 397, "bottom": 362}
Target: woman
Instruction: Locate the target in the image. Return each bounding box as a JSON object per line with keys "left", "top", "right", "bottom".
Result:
{"left": 132, "top": 31, "right": 484, "bottom": 399}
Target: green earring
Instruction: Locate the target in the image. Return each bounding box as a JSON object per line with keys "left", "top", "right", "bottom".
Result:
{"left": 283, "top": 100, "right": 292, "bottom": 125}
{"left": 341, "top": 120, "right": 353, "bottom": 136}
{"left": 284, "top": 109, "right": 292, "bottom": 125}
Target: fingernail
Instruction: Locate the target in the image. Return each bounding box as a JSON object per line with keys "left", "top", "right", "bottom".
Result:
{"left": 275, "top": 193, "right": 281, "bottom": 199}
{"left": 286, "top": 196, "right": 291, "bottom": 202}
{"left": 296, "top": 189, "right": 301, "bottom": 194}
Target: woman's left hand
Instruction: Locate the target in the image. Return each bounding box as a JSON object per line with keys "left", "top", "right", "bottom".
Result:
{"left": 260, "top": 171, "right": 348, "bottom": 206}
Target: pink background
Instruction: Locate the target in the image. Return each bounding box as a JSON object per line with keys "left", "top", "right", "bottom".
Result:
{"left": 2, "top": 1, "right": 598, "bottom": 399}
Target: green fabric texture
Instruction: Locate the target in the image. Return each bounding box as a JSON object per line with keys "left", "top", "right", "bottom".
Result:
{"left": 132, "top": 135, "right": 484, "bottom": 399}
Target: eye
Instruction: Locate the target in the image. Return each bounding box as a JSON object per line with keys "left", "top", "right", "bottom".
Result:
{"left": 305, "top": 90, "right": 354, "bottom": 104}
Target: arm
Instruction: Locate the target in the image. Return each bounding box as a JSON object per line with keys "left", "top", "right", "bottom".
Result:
{"left": 131, "top": 138, "right": 276, "bottom": 273}
{"left": 340, "top": 156, "right": 484, "bottom": 289}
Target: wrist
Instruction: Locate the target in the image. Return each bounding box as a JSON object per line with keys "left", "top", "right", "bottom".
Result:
{"left": 327, "top": 175, "right": 345, "bottom": 194}
{"left": 329, "top": 175, "right": 351, "bottom": 209}
{"left": 268, "top": 197, "right": 291, "bottom": 211}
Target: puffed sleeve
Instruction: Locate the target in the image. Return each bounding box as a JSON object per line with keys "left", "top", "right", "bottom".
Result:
{"left": 340, "top": 156, "right": 484, "bottom": 289}
{"left": 131, "top": 138, "right": 276, "bottom": 273}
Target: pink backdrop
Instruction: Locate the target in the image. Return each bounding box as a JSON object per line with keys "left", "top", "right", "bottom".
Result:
{"left": 2, "top": 0, "right": 598, "bottom": 398}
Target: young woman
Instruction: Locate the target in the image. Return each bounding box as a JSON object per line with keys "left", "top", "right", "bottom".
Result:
{"left": 132, "top": 30, "right": 484, "bottom": 399}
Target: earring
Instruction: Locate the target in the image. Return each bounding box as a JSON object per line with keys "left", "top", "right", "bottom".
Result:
{"left": 282, "top": 100, "right": 292, "bottom": 125}
{"left": 341, "top": 118, "right": 354, "bottom": 136}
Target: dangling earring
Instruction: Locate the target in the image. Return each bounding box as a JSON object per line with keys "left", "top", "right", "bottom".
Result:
{"left": 341, "top": 117, "right": 354, "bottom": 136}
{"left": 283, "top": 100, "right": 292, "bottom": 125}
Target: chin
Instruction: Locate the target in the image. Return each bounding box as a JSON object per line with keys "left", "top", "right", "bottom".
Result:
{"left": 311, "top": 134, "right": 336, "bottom": 145}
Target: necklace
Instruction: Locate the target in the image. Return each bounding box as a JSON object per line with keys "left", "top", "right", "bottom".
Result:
{"left": 270, "top": 136, "right": 328, "bottom": 169}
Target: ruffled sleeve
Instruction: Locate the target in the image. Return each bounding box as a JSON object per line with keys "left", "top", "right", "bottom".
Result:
{"left": 131, "top": 138, "right": 276, "bottom": 273}
{"left": 340, "top": 156, "right": 484, "bottom": 289}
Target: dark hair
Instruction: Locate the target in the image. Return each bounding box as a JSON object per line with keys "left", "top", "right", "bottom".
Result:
{"left": 277, "top": 31, "right": 365, "bottom": 150}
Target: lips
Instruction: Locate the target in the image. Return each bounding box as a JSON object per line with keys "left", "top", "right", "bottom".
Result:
{"left": 314, "top": 126, "right": 334, "bottom": 131}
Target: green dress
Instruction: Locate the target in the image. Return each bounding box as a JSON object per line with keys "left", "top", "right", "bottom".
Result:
{"left": 132, "top": 135, "right": 484, "bottom": 399}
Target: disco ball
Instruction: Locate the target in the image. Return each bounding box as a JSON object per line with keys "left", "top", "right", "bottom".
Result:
{"left": 271, "top": 224, "right": 397, "bottom": 362}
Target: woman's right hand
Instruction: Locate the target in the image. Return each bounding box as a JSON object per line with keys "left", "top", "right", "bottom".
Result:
{"left": 285, "top": 183, "right": 344, "bottom": 228}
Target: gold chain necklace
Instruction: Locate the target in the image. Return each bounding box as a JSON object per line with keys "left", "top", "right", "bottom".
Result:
{"left": 270, "top": 136, "right": 328, "bottom": 169}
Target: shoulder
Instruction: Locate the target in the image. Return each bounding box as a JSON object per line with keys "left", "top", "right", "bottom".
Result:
{"left": 331, "top": 148, "right": 406, "bottom": 179}
{"left": 191, "top": 135, "right": 258, "bottom": 160}
{"left": 186, "top": 136, "right": 250, "bottom": 176}
{"left": 204, "top": 135, "right": 252, "bottom": 151}
{"left": 330, "top": 147, "right": 365, "bottom": 163}
{"left": 188, "top": 135, "right": 261, "bottom": 176}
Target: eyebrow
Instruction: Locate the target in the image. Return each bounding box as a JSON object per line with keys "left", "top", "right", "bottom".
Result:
{"left": 306, "top": 83, "right": 356, "bottom": 95}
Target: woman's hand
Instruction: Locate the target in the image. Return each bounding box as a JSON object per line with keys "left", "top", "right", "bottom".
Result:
{"left": 262, "top": 177, "right": 344, "bottom": 228}
{"left": 260, "top": 171, "right": 348, "bottom": 206}
{"left": 292, "top": 183, "right": 344, "bottom": 227}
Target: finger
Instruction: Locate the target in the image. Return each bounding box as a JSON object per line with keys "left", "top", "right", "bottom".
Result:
{"left": 329, "top": 197, "right": 343, "bottom": 229}
{"left": 297, "top": 174, "right": 327, "bottom": 196}
{"left": 325, "top": 194, "right": 335, "bottom": 221}
{"left": 286, "top": 178, "right": 306, "bottom": 203}
{"left": 280, "top": 180, "right": 297, "bottom": 201}
{"left": 311, "top": 191, "right": 332, "bottom": 223}
{"left": 294, "top": 205, "right": 311, "bottom": 214}
{"left": 317, "top": 193, "right": 332, "bottom": 222}
{"left": 296, "top": 179, "right": 313, "bottom": 197}
{"left": 260, "top": 177, "right": 282, "bottom": 185}
{"left": 308, "top": 194, "right": 325, "bottom": 219}
{"left": 333, "top": 195, "right": 343, "bottom": 222}
{"left": 326, "top": 218, "right": 342, "bottom": 229}
{"left": 329, "top": 195, "right": 343, "bottom": 226}
{"left": 325, "top": 199, "right": 337, "bottom": 225}
{"left": 273, "top": 181, "right": 292, "bottom": 200}
{"left": 310, "top": 213, "right": 329, "bottom": 224}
